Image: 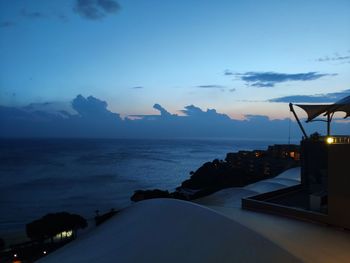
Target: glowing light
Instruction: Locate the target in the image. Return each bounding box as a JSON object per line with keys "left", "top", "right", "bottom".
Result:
{"left": 14, "top": 253, "right": 18, "bottom": 257}
{"left": 326, "top": 137, "right": 335, "bottom": 144}
{"left": 54, "top": 230, "right": 73, "bottom": 240}
{"left": 43, "top": 251, "right": 47, "bottom": 255}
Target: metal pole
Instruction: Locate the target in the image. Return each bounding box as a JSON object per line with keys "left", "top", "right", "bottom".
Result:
{"left": 289, "top": 103, "right": 308, "bottom": 139}
{"left": 327, "top": 113, "right": 331, "bottom": 136}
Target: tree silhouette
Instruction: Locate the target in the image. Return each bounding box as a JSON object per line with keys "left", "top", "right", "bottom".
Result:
{"left": 26, "top": 212, "right": 87, "bottom": 242}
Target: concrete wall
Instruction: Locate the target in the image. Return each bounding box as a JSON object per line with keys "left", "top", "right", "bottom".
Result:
{"left": 301, "top": 140, "right": 328, "bottom": 195}
{"left": 328, "top": 144, "right": 350, "bottom": 229}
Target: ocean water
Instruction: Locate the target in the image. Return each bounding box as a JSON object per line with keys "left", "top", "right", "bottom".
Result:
{"left": 0, "top": 138, "right": 282, "bottom": 241}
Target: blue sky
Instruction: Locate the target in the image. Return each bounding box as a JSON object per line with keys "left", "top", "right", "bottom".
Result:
{"left": 0, "top": 0, "right": 349, "bottom": 119}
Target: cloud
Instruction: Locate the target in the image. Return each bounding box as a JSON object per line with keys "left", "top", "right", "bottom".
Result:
{"left": 132, "top": 86, "right": 144, "bottom": 89}
{"left": 23, "top": 101, "right": 77, "bottom": 116}
{"left": 0, "top": 21, "right": 16, "bottom": 28}
{"left": 196, "top": 85, "right": 225, "bottom": 89}
{"left": 72, "top": 95, "right": 120, "bottom": 120}
{"left": 317, "top": 56, "right": 350, "bottom": 62}
{"left": 74, "top": 0, "right": 120, "bottom": 20}
{"left": 181, "top": 105, "right": 205, "bottom": 116}
{"left": 269, "top": 89, "right": 350, "bottom": 103}
{"left": 316, "top": 52, "right": 350, "bottom": 63}
{"left": 250, "top": 82, "right": 274, "bottom": 88}
{"left": 229, "top": 88, "right": 236, "bottom": 92}
{"left": 153, "top": 103, "right": 172, "bottom": 117}
{"left": 181, "top": 105, "right": 230, "bottom": 121}
{"left": 98, "top": 0, "right": 120, "bottom": 12}
{"left": 224, "top": 70, "right": 234, "bottom": 76}
{"left": 14, "top": 8, "right": 69, "bottom": 24}
{"left": 1, "top": 95, "right": 349, "bottom": 139}
{"left": 227, "top": 71, "right": 335, "bottom": 87}
{"left": 20, "top": 9, "right": 46, "bottom": 19}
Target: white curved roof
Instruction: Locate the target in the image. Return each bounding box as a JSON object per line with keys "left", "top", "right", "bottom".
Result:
{"left": 244, "top": 181, "right": 289, "bottom": 192}
{"left": 273, "top": 167, "right": 300, "bottom": 180}
{"left": 40, "top": 198, "right": 300, "bottom": 263}
{"left": 196, "top": 188, "right": 259, "bottom": 207}
{"left": 263, "top": 178, "right": 300, "bottom": 187}
{"left": 197, "top": 167, "right": 300, "bottom": 207}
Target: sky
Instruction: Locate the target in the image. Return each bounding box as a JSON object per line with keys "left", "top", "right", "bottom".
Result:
{"left": 0, "top": 0, "right": 349, "bottom": 120}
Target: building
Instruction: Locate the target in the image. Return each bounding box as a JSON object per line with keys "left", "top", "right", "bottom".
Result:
{"left": 242, "top": 95, "right": 350, "bottom": 230}
{"left": 225, "top": 144, "right": 300, "bottom": 178}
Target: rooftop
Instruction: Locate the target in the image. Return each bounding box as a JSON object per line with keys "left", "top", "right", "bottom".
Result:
{"left": 39, "top": 168, "right": 350, "bottom": 263}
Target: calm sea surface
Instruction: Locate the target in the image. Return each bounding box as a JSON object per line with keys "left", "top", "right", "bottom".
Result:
{"left": 0, "top": 138, "right": 285, "bottom": 241}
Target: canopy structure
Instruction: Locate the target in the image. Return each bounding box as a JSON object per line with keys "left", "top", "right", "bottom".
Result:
{"left": 296, "top": 95, "right": 350, "bottom": 122}
{"left": 289, "top": 95, "right": 350, "bottom": 137}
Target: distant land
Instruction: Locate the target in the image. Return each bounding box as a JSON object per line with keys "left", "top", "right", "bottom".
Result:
{"left": 1, "top": 95, "right": 349, "bottom": 139}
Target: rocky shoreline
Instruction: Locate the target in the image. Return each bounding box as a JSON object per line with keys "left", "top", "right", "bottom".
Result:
{"left": 131, "top": 144, "right": 300, "bottom": 202}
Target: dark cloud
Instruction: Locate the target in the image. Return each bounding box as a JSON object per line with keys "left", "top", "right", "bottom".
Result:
{"left": 0, "top": 21, "right": 16, "bottom": 28}
{"left": 0, "top": 95, "right": 122, "bottom": 138}
{"left": 72, "top": 95, "right": 120, "bottom": 120}
{"left": 132, "top": 86, "right": 144, "bottom": 89}
{"left": 129, "top": 104, "right": 176, "bottom": 120}
{"left": 181, "top": 105, "right": 205, "bottom": 116}
{"left": 74, "top": 0, "right": 120, "bottom": 20}
{"left": 98, "top": 0, "right": 120, "bottom": 12}
{"left": 20, "top": 9, "right": 46, "bottom": 19}
{"left": 227, "top": 71, "right": 335, "bottom": 87}
{"left": 196, "top": 85, "right": 225, "bottom": 89}
{"left": 153, "top": 104, "right": 172, "bottom": 117}
{"left": 1, "top": 95, "right": 349, "bottom": 139}
{"left": 23, "top": 101, "right": 76, "bottom": 116}
{"left": 269, "top": 89, "right": 350, "bottom": 103}
{"left": 181, "top": 105, "right": 230, "bottom": 120}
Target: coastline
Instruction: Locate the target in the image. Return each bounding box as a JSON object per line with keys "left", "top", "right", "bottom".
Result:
{"left": 131, "top": 143, "right": 300, "bottom": 202}
{"left": 0, "top": 138, "right": 278, "bottom": 238}
{"left": 1, "top": 140, "right": 299, "bottom": 251}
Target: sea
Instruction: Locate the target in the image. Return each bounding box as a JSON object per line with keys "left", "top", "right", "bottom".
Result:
{"left": 0, "top": 138, "right": 287, "bottom": 243}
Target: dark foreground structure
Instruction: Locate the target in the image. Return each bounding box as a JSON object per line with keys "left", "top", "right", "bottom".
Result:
{"left": 243, "top": 95, "right": 350, "bottom": 230}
